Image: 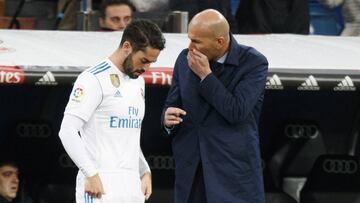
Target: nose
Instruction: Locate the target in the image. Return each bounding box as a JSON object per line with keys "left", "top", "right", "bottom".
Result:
{"left": 188, "top": 42, "right": 194, "bottom": 50}
{"left": 117, "top": 20, "right": 126, "bottom": 31}
{"left": 12, "top": 174, "right": 19, "bottom": 184}
{"left": 144, "top": 63, "right": 151, "bottom": 70}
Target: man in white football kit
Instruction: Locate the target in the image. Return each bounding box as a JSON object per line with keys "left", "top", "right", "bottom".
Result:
{"left": 58, "top": 20, "right": 165, "bottom": 203}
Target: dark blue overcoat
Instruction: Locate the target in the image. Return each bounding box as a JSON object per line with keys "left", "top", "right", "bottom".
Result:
{"left": 162, "top": 35, "right": 268, "bottom": 203}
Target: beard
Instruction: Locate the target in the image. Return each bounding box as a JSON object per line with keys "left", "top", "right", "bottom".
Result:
{"left": 123, "top": 53, "right": 145, "bottom": 79}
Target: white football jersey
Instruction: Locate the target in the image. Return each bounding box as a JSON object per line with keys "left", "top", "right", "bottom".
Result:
{"left": 65, "top": 59, "right": 146, "bottom": 173}
{"left": 64, "top": 59, "right": 147, "bottom": 202}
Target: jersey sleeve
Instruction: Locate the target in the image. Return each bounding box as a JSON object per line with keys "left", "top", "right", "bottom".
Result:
{"left": 64, "top": 71, "right": 102, "bottom": 122}
{"left": 58, "top": 114, "right": 98, "bottom": 177}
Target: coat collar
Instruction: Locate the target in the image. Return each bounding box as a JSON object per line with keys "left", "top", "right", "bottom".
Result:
{"left": 223, "top": 34, "right": 241, "bottom": 67}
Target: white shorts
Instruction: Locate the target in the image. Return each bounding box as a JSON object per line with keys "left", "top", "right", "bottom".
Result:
{"left": 75, "top": 170, "right": 144, "bottom": 203}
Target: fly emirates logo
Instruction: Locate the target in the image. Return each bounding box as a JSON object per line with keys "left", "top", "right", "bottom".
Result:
{"left": 109, "top": 106, "right": 142, "bottom": 129}
{"left": 0, "top": 66, "right": 25, "bottom": 84}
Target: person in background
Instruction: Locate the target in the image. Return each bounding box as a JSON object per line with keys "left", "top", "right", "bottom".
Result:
{"left": 230, "top": 0, "right": 240, "bottom": 16}
{"left": 99, "top": 0, "right": 136, "bottom": 31}
{"left": 308, "top": 0, "right": 344, "bottom": 35}
{"left": 313, "top": 0, "right": 360, "bottom": 35}
{"left": 340, "top": 0, "right": 360, "bottom": 36}
{"left": 236, "top": 0, "right": 310, "bottom": 34}
{"left": 162, "top": 9, "right": 268, "bottom": 203}
{"left": 0, "top": 161, "right": 19, "bottom": 203}
{"left": 56, "top": 0, "right": 81, "bottom": 30}
{"left": 0, "top": 158, "right": 32, "bottom": 203}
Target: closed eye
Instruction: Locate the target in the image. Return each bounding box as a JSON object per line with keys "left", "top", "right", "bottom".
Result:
{"left": 141, "top": 58, "right": 156, "bottom": 64}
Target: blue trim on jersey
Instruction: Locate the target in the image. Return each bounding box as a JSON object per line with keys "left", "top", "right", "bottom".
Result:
{"left": 88, "top": 61, "right": 106, "bottom": 72}
{"left": 93, "top": 65, "right": 111, "bottom": 75}
{"left": 88, "top": 61, "right": 107, "bottom": 73}
{"left": 85, "top": 193, "right": 93, "bottom": 203}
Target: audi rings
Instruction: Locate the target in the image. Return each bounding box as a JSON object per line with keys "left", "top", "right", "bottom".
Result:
{"left": 16, "top": 123, "right": 52, "bottom": 138}
{"left": 146, "top": 155, "right": 175, "bottom": 170}
{"left": 284, "top": 124, "right": 319, "bottom": 139}
{"left": 322, "top": 159, "right": 358, "bottom": 174}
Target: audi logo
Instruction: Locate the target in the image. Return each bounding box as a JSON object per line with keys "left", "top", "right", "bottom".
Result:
{"left": 322, "top": 159, "right": 358, "bottom": 174}
{"left": 16, "top": 123, "right": 52, "bottom": 138}
{"left": 146, "top": 155, "right": 175, "bottom": 170}
{"left": 59, "top": 153, "right": 77, "bottom": 168}
{"left": 284, "top": 124, "right": 319, "bottom": 139}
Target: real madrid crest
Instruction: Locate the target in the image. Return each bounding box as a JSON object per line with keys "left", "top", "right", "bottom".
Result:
{"left": 110, "top": 74, "right": 120, "bottom": 88}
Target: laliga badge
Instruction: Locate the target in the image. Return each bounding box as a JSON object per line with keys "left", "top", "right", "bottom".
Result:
{"left": 110, "top": 74, "right": 120, "bottom": 88}
{"left": 71, "top": 87, "right": 84, "bottom": 102}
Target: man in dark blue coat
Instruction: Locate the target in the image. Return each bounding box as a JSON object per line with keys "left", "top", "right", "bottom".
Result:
{"left": 162, "top": 9, "right": 268, "bottom": 203}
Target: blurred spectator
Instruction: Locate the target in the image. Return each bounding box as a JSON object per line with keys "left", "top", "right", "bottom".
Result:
{"left": 0, "top": 159, "right": 32, "bottom": 203}
{"left": 0, "top": 161, "right": 18, "bottom": 203}
{"left": 230, "top": 0, "right": 240, "bottom": 16}
{"left": 341, "top": 0, "right": 360, "bottom": 36}
{"left": 99, "top": 0, "right": 136, "bottom": 31}
{"left": 131, "top": 0, "right": 169, "bottom": 12}
{"left": 236, "top": 0, "right": 310, "bottom": 34}
{"left": 169, "top": 0, "right": 238, "bottom": 33}
{"left": 317, "top": 0, "right": 343, "bottom": 7}
{"left": 309, "top": 0, "right": 344, "bottom": 35}
{"left": 57, "top": 0, "right": 80, "bottom": 30}
{"left": 130, "top": 0, "right": 170, "bottom": 31}
{"left": 56, "top": 0, "right": 136, "bottom": 31}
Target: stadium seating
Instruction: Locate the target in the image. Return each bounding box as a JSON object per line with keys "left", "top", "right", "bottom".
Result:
{"left": 300, "top": 154, "right": 360, "bottom": 203}
{"left": 37, "top": 184, "right": 75, "bottom": 203}
{"left": 266, "top": 192, "right": 297, "bottom": 203}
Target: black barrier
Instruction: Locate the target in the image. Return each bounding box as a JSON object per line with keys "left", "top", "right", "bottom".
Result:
{"left": 0, "top": 84, "right": 360, "bottom": 202}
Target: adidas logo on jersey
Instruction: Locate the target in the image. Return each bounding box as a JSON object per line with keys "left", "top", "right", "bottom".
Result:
{"left": 114, "top": 90, "right": 122, "bottom": 97}
{"left": 266, "top": 74, "right": 284, "bottom": 90}
{"left": 297, "top": 75, "right": 320, "bottom": 91}
{"left": 35, "top": 71, "right": 58, "bottom": 85}
{"left": 334, "top": 76, "right": 356, "bottom": 91}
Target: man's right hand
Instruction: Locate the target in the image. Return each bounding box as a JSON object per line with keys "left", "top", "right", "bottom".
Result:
{"left": 164, "top": 107, "right": 187, "bottom": 128}
{"left": 85, "top": 173, "right": 105, "bottom": 199}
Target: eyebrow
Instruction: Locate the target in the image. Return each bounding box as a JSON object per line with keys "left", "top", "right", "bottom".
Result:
{"left": 1, "top": 170, "right": 18, "bottom": 174}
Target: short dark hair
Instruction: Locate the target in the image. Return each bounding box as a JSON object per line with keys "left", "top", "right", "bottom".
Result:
{"left": 120, "top": 19, "right": 166, "bottom": 52}
{"left": 99, "top": 0, "right": 136, "bottom": 19}
{"left": 0, "top": 153, "right": 18, "bottom": 169}
{"left": 0, "top": 145, "right": 18, "bottom": 169}
{"left": 0, "top": 160, "right": 18, "bottom": 169}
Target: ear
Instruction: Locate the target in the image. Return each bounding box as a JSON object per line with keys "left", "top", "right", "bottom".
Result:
{"left": 215, "top": 37, "right": 225, "bottom": 49}
{"left": 122, "top": 41, "right": 133, "bottom": 56}
{"left": 99, "top": 18, "right": 105, "bottom": 28}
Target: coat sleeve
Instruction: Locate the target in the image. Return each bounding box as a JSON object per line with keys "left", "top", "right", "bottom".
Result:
{"left": 198, "top": 55, "right": 268, "bottom": 124}
{"left": 160, "top": 51, "right": 185, "bottom": 136}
